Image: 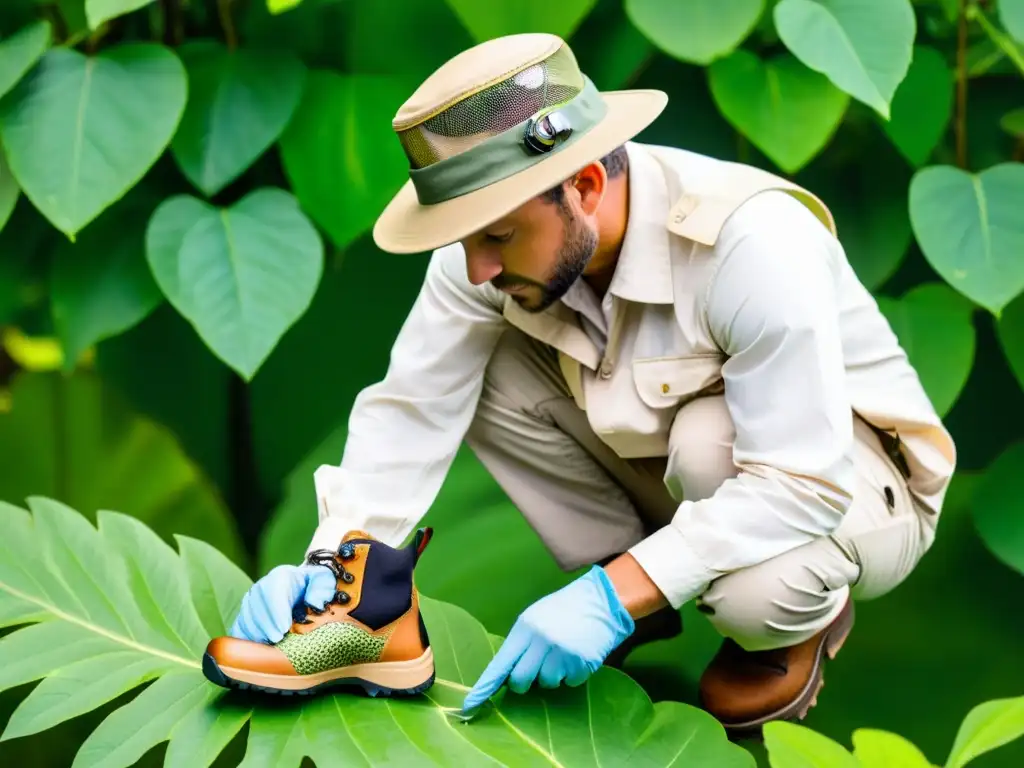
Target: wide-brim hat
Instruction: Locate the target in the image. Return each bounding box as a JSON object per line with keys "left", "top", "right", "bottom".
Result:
{"left": 372, "top": 33, "right": 668, "bottom": 255}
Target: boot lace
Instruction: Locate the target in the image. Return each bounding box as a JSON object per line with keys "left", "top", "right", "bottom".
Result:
{"left": 293, "top": 542, "right": 358, "bottom": 625}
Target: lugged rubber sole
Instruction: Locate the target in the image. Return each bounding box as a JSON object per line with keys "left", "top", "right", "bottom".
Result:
{"left": 202, "top": 646, "right": 435, "bottom": 698}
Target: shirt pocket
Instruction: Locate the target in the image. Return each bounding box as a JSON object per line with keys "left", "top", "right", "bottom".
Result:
{"left": 632, "top": 355, "right": 722, "bottom": 410}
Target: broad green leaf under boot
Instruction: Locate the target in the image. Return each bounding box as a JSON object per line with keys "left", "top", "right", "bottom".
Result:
{"left": 0, "top": 497, "right": 754, "bottom": 767}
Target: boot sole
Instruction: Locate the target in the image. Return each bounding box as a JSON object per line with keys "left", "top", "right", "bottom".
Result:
{"left": 202, "top": 647, "right": 435, "bottom": 698}
{"left": 719, "top": 599, "right": 855, "bottom": 739}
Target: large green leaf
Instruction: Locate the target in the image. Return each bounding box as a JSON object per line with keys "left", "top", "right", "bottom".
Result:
{"left": 85, "top": 0, "right": 156, "bottom": 28}
{"left": 145, "top": 187, "right": 324, "bottom": 380}
{"left": 0, "top": 44, "right": 186, "bottom": 238}
{"left": 444, "top": 0, "right": 597, "bottom": 42}
{"left": 908, "top": 163, "right": 1024, "bottom": 315}
{"left": 279, "top": 71, "right": 409, "bottom": 251}
{"left": 999, "top": 0, "right": 1024, "bottom": 44}
{"left": 0, "top": 19, "right": 50, "bottom": 100}
{"left": 972, "top": 442, "right": 1024, "bottom": 577}
{"left": 876, "top": 283, "right": 976, "bottom": 417}
{"left": 625, "top": 0, "right": 763, "bottom": 65}
{"left": 946, "top": 696, "right": 1024, "bottom": 768}
{"left": 0, "top": 141, "right": 19, "bottom": 233}
{"left": 997, "top": 293, "right": 1024, "bottom": 392}
{"left": 773, "top": 0, "right": 915, "bottom": 118}
{"left": 1001, "top": 108, "right": 1024, "bottom": 138}
{"left": 568, "top": 0, "right": 654, "bottom": 90}
{"left": 0, "top": 496, "right": 754, "bottom": 767}
{"left": 763, "top": 721, "right": 860, "bottom": 766}
{"left": 0, "top": 370, "right": 245, "bottom": 565}
{"left": 851, "top": 728, "right": 934, "bottom": 766}
{"left": 882, "top": 45, "right": 953, "bottom": 167}
{"left": 172, "top": 42, "right": 306, "bottom": 197}
{"left": 49, "top": 190, "right": 163, "bottom": 369}
{"left": 708, "top": 50, "right": 849, "bottom": 172}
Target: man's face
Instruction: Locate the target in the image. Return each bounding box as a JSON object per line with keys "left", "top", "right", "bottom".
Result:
{"left": 461, "top": 188, "right": 599, "bottom": 313}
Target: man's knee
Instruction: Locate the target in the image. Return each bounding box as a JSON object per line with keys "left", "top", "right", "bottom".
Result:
{"left": 665, "top": 395, "right": 737, "bottom": 502}
{"left": 697, "top": 540, "right": 857, "bottom": 651}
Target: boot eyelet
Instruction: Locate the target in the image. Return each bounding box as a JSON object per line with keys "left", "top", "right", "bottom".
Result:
{"left": 339, "top": 543, "right": 356, "bottom": 560}
{"left": 338, "top": 592, "right": 351, "bottom": 604}
{"left": 342, "top": 572, "right": 355, "bottom": 584}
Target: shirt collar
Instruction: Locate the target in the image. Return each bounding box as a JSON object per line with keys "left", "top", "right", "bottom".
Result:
{"left": 604, "top": 141, "right": 674, "bottom": 305}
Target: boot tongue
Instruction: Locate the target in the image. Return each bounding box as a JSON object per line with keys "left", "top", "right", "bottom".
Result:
{"left": 341, "top": 529, "right": 377, "bottom": 544}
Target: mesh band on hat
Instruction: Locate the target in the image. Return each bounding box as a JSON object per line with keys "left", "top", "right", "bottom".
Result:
{"left": 393, "top": 41, "right": 609, "bottom": 205}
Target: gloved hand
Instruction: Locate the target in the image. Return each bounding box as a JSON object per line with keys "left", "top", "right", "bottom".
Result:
{"left": 461, "top": 565, "right": 635, "bottom": 712}
{"left": 228, "top": 563, "right": 337, "bottom": 644}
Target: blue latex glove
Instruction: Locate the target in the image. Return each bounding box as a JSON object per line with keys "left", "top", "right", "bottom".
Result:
{"left": 461, "top": 566, "right": 634, "bottom": 712}
{"left": 228, "top": 564, "right": 337, "bottom": 644}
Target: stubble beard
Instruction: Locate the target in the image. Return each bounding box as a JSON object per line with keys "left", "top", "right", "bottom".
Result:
{"left": 519, "top": 206, "right": 599, "bottom": 314}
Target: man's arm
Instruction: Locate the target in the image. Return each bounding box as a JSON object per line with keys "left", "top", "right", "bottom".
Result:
{"left": 619, "top": 190, "right": 857, "bottom": 614}
{"left": 306, "top": 243, "right": 506, "bottom": 554}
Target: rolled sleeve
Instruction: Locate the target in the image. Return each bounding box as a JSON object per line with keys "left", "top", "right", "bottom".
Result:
{"left": 307, "top": 243, "right": 506, "bottom": 555}
{"left": 630, "top": 191, "right": 857, "bottom": 608}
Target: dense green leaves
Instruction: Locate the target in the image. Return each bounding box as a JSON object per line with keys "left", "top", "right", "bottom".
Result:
{"left": 50, "top": 193, "right": 163, "bottom": 368}
{"left": 709, "top": 51, "right": 849, "bottom": 172}
{"left": 774, "top": 0, "right": 915, "bottom": 118}
{"left": 972, "top": 442, "right": 1024, "bottom": 576}
{"left": 444, "top": 0, "right": 597, "bottom": 42}
{"left": 0, "top": 497, "right": 753, "bottom": 767}
{"left": 625, "top": 0, "right": 764, "bottom": 65}
{"left": 876, "top": 283, "right": 976, "bottom": 417}
{"left": 762, "top": 721, "right": 860, "bottom": 766}
{"left": 85, "top": 0, "right": 157, "bottom": 29}
{"left": 280, "top": 71, "right": 409, "bottom": 251}
{"left": 0, "top": 143, "right": 19, "bottom": 232}
{"left": 0, "top": 44, "right": 186, "bottom": 238}
{"left": 0, "top": 20, "right": 50, "bottom": 100}
{"left": 999, "top": 0, "right": 1024, "bottom": 44}
{"left": 908, "top": 163, "right": 1024, "bottom": 315}
{"left": 0, "top": 371, "right": 246, "bottom": 564}
{"left": 146, "top": 188, "right": 324, "bottom": 380}
{"left": 997, "top": 294, "right": 1024, "bottom": 392}
{"left": 883, "top": 46, "right": 953, "bottom": 166}
{"left": 851, "top": 729, "right": 933, "bottom": 766}
{"left": 172, "top": 42, "right": 306, "bottom": 197}
{"left": 1001, "top": 108, "right": 1024, "bottom": 137}
{"left": 946, "top": 696, "right": 1024, "bottom": 768}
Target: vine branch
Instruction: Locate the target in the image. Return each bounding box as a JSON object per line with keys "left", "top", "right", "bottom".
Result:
{"left": 968, "top": 3, "right": 1024, "bottom": 77}
{"left": 217, "top": 0, "right": 238, "bottom": 50}
{"left": 956, "top": 0, "right": 969, "bottom": 169}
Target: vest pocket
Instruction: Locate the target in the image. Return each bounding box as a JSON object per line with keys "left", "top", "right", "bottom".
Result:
{"left": 632, "top": 356, "right": 722, "bottom": 409}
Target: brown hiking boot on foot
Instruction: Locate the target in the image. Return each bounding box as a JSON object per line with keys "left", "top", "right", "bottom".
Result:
{"left": 698, "top": 597, "right": 854, "bottom": 737}
{"left": 203, "top": 528, "right": 435, "bottom": 698}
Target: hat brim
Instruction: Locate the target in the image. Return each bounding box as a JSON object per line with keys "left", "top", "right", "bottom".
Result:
{"left": 372, "top": 88, "right": 669, "bottom": 255}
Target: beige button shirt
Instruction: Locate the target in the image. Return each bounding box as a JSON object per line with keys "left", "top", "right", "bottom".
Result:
{"left": 309, "top": 142, "right": 956, "bottom": 609}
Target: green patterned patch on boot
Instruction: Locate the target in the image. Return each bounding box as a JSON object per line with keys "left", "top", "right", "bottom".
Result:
{"left": 277, "top": 622, "right": 393, "bottom": 676}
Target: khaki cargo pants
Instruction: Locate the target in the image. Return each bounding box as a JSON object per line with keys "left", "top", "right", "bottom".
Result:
{"left": 465, "top": 329, "right": 937, "bottom": 652}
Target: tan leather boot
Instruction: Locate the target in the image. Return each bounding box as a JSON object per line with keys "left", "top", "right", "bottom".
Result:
{"left": 698, "top": 597, "right": 854, "bottom": 737}
{"left": 203, "top": 528, "right": 435, "bottom": 697}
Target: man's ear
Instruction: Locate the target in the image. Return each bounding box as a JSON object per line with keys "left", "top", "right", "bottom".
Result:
{"left": 573, "top": 161, "right": 607, "bottom": 216}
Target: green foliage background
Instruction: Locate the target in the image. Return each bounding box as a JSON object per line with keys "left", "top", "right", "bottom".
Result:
{"left": 0, "top": 0, "right": 1023, "bottom": 765}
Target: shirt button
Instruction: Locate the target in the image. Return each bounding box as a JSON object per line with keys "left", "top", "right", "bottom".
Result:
{"left": 661, "top": 383, "right": 670, "bottom": 394}
{"left": 599, "top": 361, "right": 612, "bottom": 379}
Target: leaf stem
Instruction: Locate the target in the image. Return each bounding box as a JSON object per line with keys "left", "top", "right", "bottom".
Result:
{"left": 967, "top": 3, "right": 1024, "bottom": 77}
{"left": 217, "top": 0, "right": 238, "bottom": 51}
{"left": 956, "top": 0, "right": 969, "bottom": 169}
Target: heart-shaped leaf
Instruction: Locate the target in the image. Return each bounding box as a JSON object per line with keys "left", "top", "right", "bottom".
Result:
{"left": 0, "top": 19, "right": 50, "bottom": 100}
{"left": 774, "top": 0, "right": 916, "bottom": 118}
{"left": 883, "top": 45, "right": 953, "bottom": 166}
{"left": 876, "top": 283, "right": 976, "bottom": 417}
{"left": 997, "top": 293, "right": 1024, "bottom": 391}
{"left": 279, "top": 71, "right": 409, "bottom": 251}
{"left": 625, "top": 0, "right": 764, "bottom": 65}
{"left": 85, "top": 0, "right": 157, "bottom": 29}
{"left": 0, "top": 144, "right": 19, "bottom": 233}
{"left": 171, "top": 42, "right": 306, "bottom": 197}
{"left": 267, "top": 0, "right": 303, "bottom": 14}
{"left": 763, "top": 721, "right": 860, "bottom": 767}
{"left": 145, "top": 187, "right": 324, "bottom": 380}
{"left": 0, "top": 44, "right": 187, "bottom": 239}
{"left": 1001, "top": 108, "right": 1024, "bottom": 138}
{"left": 972, "top": 442, "right": 1024, "bottom": 578}
{"left": 908, "top": 163, "right": 1024, "bottom": 315}
{"left": 852, "top": 728, "right": 934, "bottom": 767}
{"left": 946, "top": 694, "right": 1024, "bottom": 767}
{"left": 444, "top": 0, "right": 597, "bottom": 42}
{"left": 708, "top": 50, "right": 849, "bottom": 172}
{"left": 999, "top": 0, "right": 1024, "bottom": 44}
{"left": 50, "top": 192, "right": 163, "bottom": 369}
